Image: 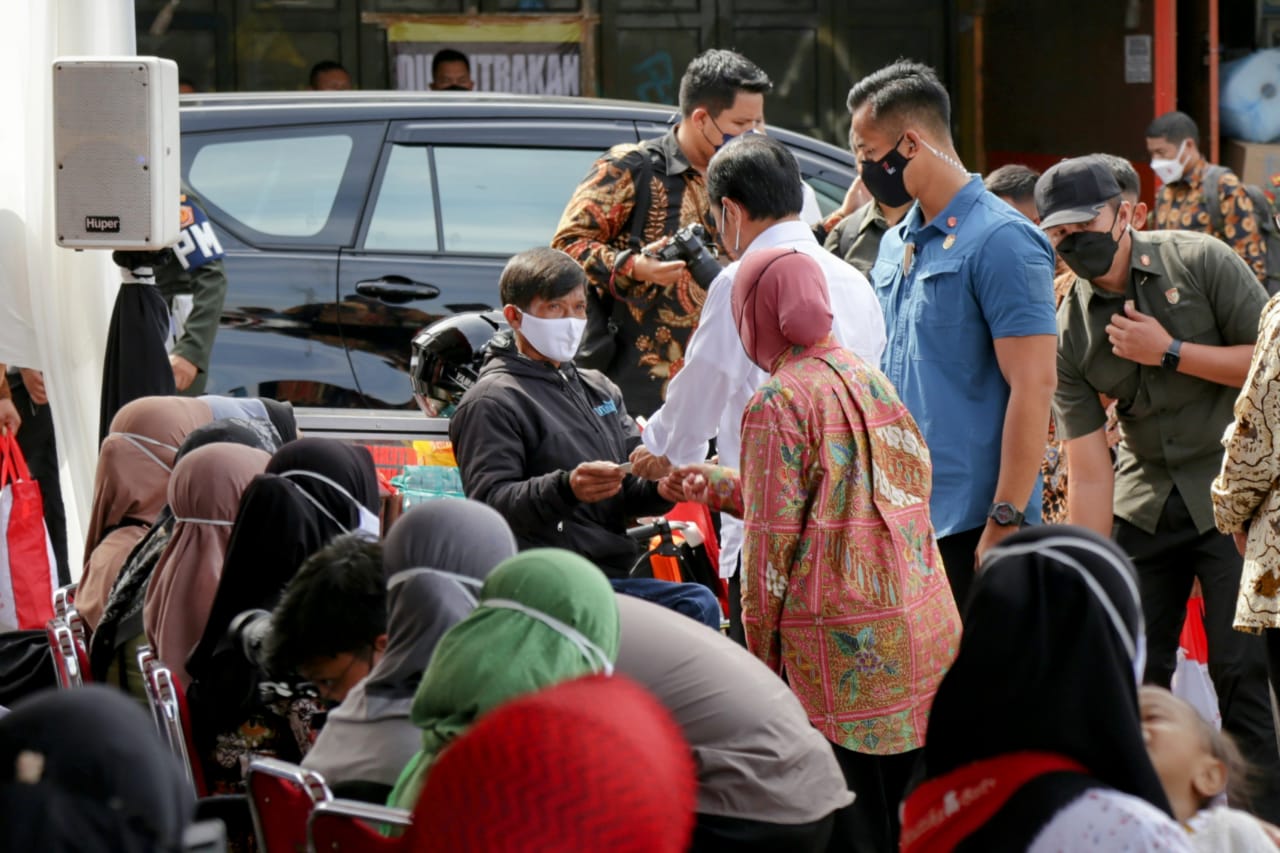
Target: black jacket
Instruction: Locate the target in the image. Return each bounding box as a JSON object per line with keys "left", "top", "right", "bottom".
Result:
{"left": 449, "top": 333, "right": 672, "bottom": 577}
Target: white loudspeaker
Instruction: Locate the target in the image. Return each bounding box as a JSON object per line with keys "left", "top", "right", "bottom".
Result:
{"left": 53, "top": 56, "right": 181, "bottom": 250}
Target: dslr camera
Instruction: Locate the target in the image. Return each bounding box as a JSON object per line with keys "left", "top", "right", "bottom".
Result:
{"left": 649, "top": 223, "right": 722, "bottom": 288}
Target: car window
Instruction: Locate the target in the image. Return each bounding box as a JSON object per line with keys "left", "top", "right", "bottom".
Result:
{"left": 189, "top": 133, "right": 354, "bottom": 238}
{"left": 433, "top": 147, "right": 601, "bottom": 254}
{"left": 805, "top": 175, "right": 849, "bottom": 217}
{"left": 365, "top": 144, "right": 439, "bottom": 252}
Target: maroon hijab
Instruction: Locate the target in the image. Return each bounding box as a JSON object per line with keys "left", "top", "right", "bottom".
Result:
{"left": 730, "top": 248, "right": 833, "bottom": 371}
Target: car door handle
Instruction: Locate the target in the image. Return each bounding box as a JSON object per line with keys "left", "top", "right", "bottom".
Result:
{"left": 355, "top": 277, "right": 441, "bottom": 303}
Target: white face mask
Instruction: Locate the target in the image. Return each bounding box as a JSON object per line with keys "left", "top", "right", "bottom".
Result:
{"left": 1150, "top": 139, "right": 1188, "bottom": 185}
{"left": 278, "top": 469, "right": 382, "bottom": 541}
{"left": 389, "top": 567, "right": 483, "bottom": 607}
{"left": 511, "top": 308, "right": 586, "bottom": 364}
{"left": 482, "top": 598, "right": 614, "bottom": 676}
{"left": 110, "top": 432, "right": 179, "bottom": 472}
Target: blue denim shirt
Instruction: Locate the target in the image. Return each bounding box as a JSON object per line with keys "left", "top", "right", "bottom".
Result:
{"left": 871, "top": 176, "right": 1056, "bottom": 537}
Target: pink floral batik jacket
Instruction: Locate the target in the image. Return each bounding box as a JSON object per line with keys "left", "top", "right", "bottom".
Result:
{"left": 704, "top": 339, "right": 961, "bottom": 755}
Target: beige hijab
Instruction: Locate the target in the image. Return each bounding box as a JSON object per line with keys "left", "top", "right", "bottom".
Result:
{"left": 79, "top": 397, "right": 213, "bottom": 628}
{"left": 143, "top": 443, "right": 270, "bottom": 685}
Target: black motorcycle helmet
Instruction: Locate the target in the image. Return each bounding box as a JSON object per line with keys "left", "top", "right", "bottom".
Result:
{"left": 409, "top": 310, "right": 509, "bottom": 417}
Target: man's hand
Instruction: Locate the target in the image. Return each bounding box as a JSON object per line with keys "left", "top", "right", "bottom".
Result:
{"left": 974, "top": 519, "right": 1020, "bottom": 569}
{"left": 1105, "top": 301, "right": 1173, "bottom": 367}
{"left": 669, "top": 463, "right": 719, "bottom": 505}
{"left": 569, "top": 461, "right": 626, "bottom": 503}
{"left": 18, "top": 369, "right": 46, "bottom": 405}
{"left": 0, "top": 399, "right": 19, "bottom": 436}
{"left": 169, "top": 354, "right": 198, "bottom": 392}
{"left": 629, "top": 445, "right": 673, "bottom": 480}
{"left": 632, "top": 252, "right": 686, "bottom": 287}
{"left": 656, "top": 474, "right": 685, "bottom": 504}
{"left": 822, "top": 176, "right": 871, "bottom": 232}
{"left": 1235, "top": 530, "right": 1249, "bottom": 557}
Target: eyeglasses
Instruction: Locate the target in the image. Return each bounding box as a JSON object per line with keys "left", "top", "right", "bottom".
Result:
{"left": 299, "top": 648, "right": 372, "bottom": 699}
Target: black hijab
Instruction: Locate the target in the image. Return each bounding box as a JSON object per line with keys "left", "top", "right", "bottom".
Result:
{"left": 0, "top": 686, "right": 192, "bottom": 852}
{"left": 186, "top": 438, "right": 380, "bottom": 681}
{"left": 920, "top": 526, "right": 1171, "bottom": 846}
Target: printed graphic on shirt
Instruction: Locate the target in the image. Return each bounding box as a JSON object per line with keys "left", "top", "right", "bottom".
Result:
{"left": 173, "top": 195, "right": 226, "bottom": 272}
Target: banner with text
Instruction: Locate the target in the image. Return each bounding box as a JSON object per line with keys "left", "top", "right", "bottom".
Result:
{"left": 388, "top": 20, "right": 585, "bottom": 96}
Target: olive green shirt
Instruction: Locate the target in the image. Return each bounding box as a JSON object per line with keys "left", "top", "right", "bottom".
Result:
{"left": 1054, "top": 229, "right": 1268, "bottom": 534}
{"left": 822, "top": 200, "right": 890, "bottom": 279}
{"left": 155, "top": 190, "right": 228, "bottom": 396}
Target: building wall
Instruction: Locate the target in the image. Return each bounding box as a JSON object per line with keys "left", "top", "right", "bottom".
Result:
{"left": 135, "top": 0, "right": 951, "bottom": 146}
{"left": 980, "top": 0, "right": 1158, "bottom": 195}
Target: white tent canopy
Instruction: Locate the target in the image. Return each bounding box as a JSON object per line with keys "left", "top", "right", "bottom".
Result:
{"left": 0, "top": 0, "right": 137, "bottom": 575}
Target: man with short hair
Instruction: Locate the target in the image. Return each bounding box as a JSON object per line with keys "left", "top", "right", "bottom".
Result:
{"left": 267, "top": 534, "right": 388, "bottom": 707}
{"left": 1146, "top": 110, "right": 1266, "bottom": 284}
{"left": 630, "top": 134, "right": 885, "bottom": 643}
{"left": 1039, "top": 154, "right": 1280, "bottom": 820}
{"left": 553, "top": 49, "right": 772, "bottom": 416}
{"left": 849, "top": 60, "right": 1057, "bottom": 606}
{"left": 984, "top": 163, "right": 1041, "bottom": 224}
{"left": 449, "top": 247, "right": 719, "bottom": 626}
{"left": 430, "top": 48, "right": 473, "bottom": 91}
{"left": 308, "top": 60, "right": 352, "bottom": 91}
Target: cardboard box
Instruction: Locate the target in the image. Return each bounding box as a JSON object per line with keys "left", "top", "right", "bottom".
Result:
{"left": 1224, "top": 139, "right": 1280, "bottom": 187}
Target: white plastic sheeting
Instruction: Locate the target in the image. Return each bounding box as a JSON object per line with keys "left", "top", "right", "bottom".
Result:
{"left": 0, "top": 0, "right": 137, "bottom": 576}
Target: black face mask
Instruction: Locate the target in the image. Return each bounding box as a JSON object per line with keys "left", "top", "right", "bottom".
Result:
{"left": 860, "top": 135, "right": 914, "bottom": 208}
{"left": 1057, "top": 217, "right": 1123, "bottom": 281}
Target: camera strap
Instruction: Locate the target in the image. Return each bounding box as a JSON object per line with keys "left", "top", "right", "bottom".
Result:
{"left": 605, "top": 140, "right": 663, "bottom": 312}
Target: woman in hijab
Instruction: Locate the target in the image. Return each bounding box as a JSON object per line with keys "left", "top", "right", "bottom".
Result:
{"left": 185, "top": 437, "right": 380, "bottom": 794}
{"left": 899, "top": 526, "right": 1191, "bottom": 852}
{"left": 302, "top": 499, "right": 518, "bottom": 802}
{"left": 0, "top": 685, "right": 193, "bottom": 852}
{"left": 144, "top": 442, "right": 273, "bottom": 685}
{"left": 78, "top": 395, "right": 213, "bottom": 629}
{"left": 90, "top": 413, "right": 292, "bottom": 691}
{"left": 411, "top": 674, "right": 696, "bottom": 853}
{"left": 388, "top": 548, "right": 619, "bottom": 811}
{"left": 676, "top": 248, "right": 960, "bottom": 850}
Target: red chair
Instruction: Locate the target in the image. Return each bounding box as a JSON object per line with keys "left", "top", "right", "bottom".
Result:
{"left": 45, "top": 618, "right": 82, "bottom": 688}
{"left": 153, "top": 664, "right": 207, "bottom": 795}
{"left": 137, "top": 645, "right": 164, "bottom": 731}
{"left": 65, "top": 609, "right": 91, "bottom": 682}
{"left": 138, "top": 652, "right": 207, "bottom": 796}
{"left": 247, "top": 758, "right": 332, "bottom": 853}
{"left": 308, "top": 799, "right": 411, "bottom": 852}
{"left": 52, "top": 583, "right": 76, "bottom": 621}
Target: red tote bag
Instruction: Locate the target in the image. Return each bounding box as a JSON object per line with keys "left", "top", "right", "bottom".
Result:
{"left": 0, "top": 434, "right": 56, "bottom": 631}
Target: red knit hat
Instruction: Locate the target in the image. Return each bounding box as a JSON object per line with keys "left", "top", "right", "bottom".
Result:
{"left": 407, "top": 674, "right": 696, "bottom": 852}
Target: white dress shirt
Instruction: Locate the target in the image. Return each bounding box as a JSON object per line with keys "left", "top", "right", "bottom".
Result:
{"left": 643, "top": 219, "right": 886, "bottom": 576}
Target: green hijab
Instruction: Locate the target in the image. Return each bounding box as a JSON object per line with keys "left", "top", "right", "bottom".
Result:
{"left": 387, "top": 548, "right": 620, "bottom": 810}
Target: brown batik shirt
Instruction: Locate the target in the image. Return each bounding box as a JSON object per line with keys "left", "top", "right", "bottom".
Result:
{"left": 552, "top": 128, "right": 721, "bottom": 417}
{"left": 1153, "top": 157, "right": 1267, "bottom": 285}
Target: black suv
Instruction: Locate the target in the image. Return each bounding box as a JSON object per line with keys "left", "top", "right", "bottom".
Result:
{"left": 181, "top": 91, "right": 858, "bottom": 408}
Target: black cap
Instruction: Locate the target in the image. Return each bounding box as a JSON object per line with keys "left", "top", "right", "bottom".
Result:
{"left": 1035, "top": 156, "right": 1123, "bottom": 230}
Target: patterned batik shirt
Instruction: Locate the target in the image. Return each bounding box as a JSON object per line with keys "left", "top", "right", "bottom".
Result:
{"left": 1154, "top": 158, "right": 1266, "bottom": 285}
{"left": 702, "top": 339, "right": 961, "bottom": 755}
{"left": 1213, "top": 293, "right": 1280, "bottom": 632}
{"left": 552, "top": 128, "right": 720, "bottom": 416}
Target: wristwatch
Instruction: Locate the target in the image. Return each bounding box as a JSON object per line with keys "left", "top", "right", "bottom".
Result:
{"left": 1161, "top": 339, "right": 1182, "bottom": 371}
{"left": 987, "top": 501, "right": 1025, "bottom": 527}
